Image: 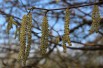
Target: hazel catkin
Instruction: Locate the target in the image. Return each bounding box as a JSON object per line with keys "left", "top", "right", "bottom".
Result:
{"left": 64, "top": 8, "right": 71, "bottom": 46}
{"left": 62, "top": 36, "right": 67, "bottom": 53}
{"left": 14, "top": 27, "right": 20, "bottom": 39}
{"left": 55, "top": 36, "right": 60, "bottom": 44}
{"left": 23, "top": 13, "right": 32, "bottom": 65}
{"left": 62, "top": 8, "right": 72, "bottom": 53}
{"left": 40, "top": 15, "right": 49, "bottom": 55}
{"left": 18, "top": 15, "right": 27, "bottom": 62}
{"left": 6, "top": 17, "right": 13, "bottom": 34}
{"left": 18, "top": 13, "right": 32, "bottom": 66}
{"left": 90, "top": 5, "right": 101, "bottom": 34}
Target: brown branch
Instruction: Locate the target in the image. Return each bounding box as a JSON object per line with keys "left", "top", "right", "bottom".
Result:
{"left": 0, "top": 10, "right": 21, "bottom": 20}
{"left": 67, "top": 45, "right": 103, "bottom": 51}
{"left": 29, "top": 2, "right": 103, "bottom": 11}
{"left": 50, "top": 40, "right": 103, "bottom": 51}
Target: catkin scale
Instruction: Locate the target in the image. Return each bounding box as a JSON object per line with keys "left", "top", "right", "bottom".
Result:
{"left": 40, "top": 15, "right": 49, "bottom": 55}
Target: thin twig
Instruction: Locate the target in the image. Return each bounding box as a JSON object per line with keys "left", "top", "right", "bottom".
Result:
{"left": 28, "top": 2, "right": 103, "bottom": 11}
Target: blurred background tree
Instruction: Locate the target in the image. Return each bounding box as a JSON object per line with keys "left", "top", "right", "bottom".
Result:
{"left": 0, "top": 0, "right": 103, "bottom": 68}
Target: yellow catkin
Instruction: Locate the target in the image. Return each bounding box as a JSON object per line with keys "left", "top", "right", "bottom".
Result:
{"left": 9, "top": 17, "right": 18, "bottom": 26}
{"left": 18, "top": 13, "right": 32, "bottom": 66}
{"left": 90, "top": 5, "right": 101, "bottom": 34}
{"left": 12, "top": 21, "right": 18, "bottom": 26}
{"left": 62, "top": 36, "right": 67, "bottom": 53}
{"left": 18, "top": 15, "right": 27, "bottom": 62}
{"left": 55, "top": 36, "right": 60, "bottom": 44}
{"left": 6, "top": 17, "right": 13, "bottom": 34}
{"left": 23, "top": 13, "right": 32, "bottom": 65}
{"left": 56, "top": 0, "right": 59, "bottom": 3}
{"left": 6, "top": 16, "right": 18, "bottom": 34}
{"left": 64, "top": 8, "right": 72, "bottom": 45}
{"left": 62, "top": 8, "right": 72, "bottom": 53}
{"left": 40, "top": 15, "right": 49, "bottom": 55}
{"left": 14, "top": 27, "right": 20, "bottom": 39}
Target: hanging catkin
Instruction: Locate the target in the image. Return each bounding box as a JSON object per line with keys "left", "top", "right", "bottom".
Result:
{"left": 6, "top": 17, "right": 13, "bottom": 34}
{"left": 62, "top": 8, "right": 72, "bottom": 53}
{"left": 6, "top": 16, "right": 18, "bottom": 34}
{"left": 62, "top": 36, "right": 67, "bottom": 53}
{"left": 90, "top": 5, "right": 101, "bottom": 34}
{"left": 55, "top": 36, "right": 60, "bottom": 44}
{"left": 56, "top": 0, "right": 59, "bottom": 3}
{"left": 18, "top": 15, "right": 27, "bottom": 62}
{"left": 23, "top": 13, "right": 32, "bottom": 65}
{"left": 14, "top": 27, "right": 20, "bottom": 39}
{"left": 40, "top": 15, "right": 49, "bottom": 55}
{"left": 18, "top": 13, "right": 32, "bottom": 65}
{"left": 64, "top": 8, "right": 71, "bottom": 46}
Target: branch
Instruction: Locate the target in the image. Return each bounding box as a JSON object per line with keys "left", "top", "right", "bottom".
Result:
{"left": 67, "top": 45, "right": 103, "bottom": 51}
{"left": 29, "top": 2, "right": 103, "bottom": 11}
{"left": 50, "top": 40, "right": 103, "bottom": 51}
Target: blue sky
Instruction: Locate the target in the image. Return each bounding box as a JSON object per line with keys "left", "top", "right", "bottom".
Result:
{"left": 0, "top": 0, "right": 101, "bottom": 44}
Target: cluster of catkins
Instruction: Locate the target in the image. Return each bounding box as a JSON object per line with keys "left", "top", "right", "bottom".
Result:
{"left": 6, "top": 4, "right": 101, "bottom": 66}
{"left": 18, "top": 13, "right": 32, "bottom": 66}
{"left": 6, "top": 13, "right": 32, "bottom": 66}
{"left": 40, "top": 5, "right": 101, "bottom": 54}
{"left": 40, "top": 8, "right": 72, "bottom": 54}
